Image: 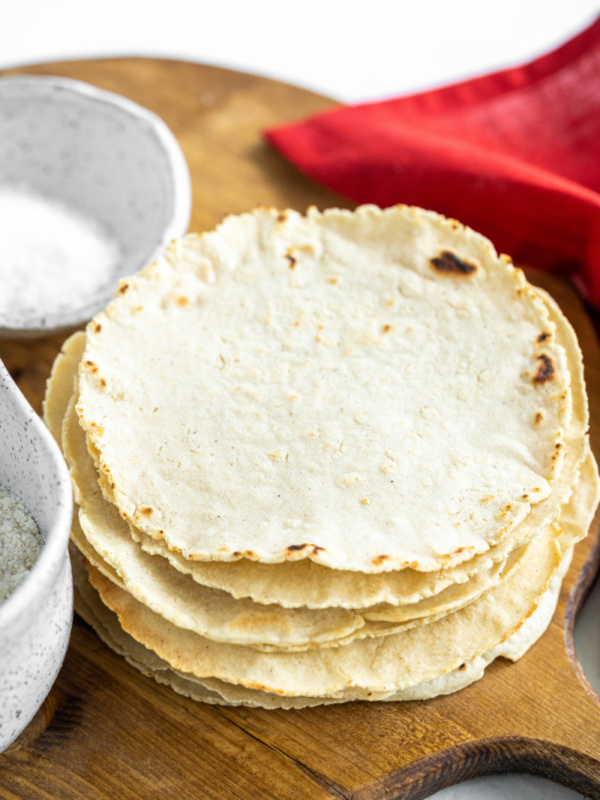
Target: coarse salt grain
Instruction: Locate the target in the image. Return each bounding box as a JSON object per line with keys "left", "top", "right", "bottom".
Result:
{"left": 0, "top": 483, "right": 43, "bottom": 604}
{"left": 0, "top": 186, "right": 121, "bottom": 320}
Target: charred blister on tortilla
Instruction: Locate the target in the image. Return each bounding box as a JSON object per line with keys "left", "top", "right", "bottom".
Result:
{"left": 429, "top": 250, "right": 478, "bottom": 276}
{"left": 533, "top": 354, "right": 555, "bottom": 384}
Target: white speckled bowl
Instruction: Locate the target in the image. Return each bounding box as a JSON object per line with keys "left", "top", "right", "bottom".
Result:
{"left": 0, "top": 360, "right": 73, "bottom": 753}
{"left": 0, "top": 75, "right": 191, "bottom": 337}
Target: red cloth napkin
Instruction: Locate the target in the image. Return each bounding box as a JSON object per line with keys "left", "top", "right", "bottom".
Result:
{"left": 265, "top": 16, "right": 600, "bottom": 308}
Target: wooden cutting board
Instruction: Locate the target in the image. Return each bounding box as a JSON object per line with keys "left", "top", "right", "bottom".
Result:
{"left": 0, "top": 58, "right": 599, "bottom": 800}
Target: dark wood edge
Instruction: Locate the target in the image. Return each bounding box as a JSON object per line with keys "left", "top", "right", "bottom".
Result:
{"left": 352, "top": 737, "right": 600, "bottom": 800}
{"left": 564, "top": 516, "right": 600, "bottom": 709}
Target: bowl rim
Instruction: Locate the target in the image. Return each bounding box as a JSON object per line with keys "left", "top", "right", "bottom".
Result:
{"left": 0, "top": 360, "right": 73, "bottom": 628}
{"left": 0, "top": 73, "right": 192, "bottom": 336}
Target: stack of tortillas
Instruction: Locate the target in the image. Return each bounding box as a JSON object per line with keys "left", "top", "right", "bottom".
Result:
{"left": 44, "top": 204, "right": 599, "bottom": 708}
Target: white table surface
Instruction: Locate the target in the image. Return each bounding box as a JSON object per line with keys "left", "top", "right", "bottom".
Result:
{"left": 3, "top": 2, "right": 600, "bottom": 797}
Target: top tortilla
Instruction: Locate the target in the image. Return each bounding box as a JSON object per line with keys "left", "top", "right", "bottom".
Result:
{"left": 76, "top": 205, "right": 571, "bottom": 571}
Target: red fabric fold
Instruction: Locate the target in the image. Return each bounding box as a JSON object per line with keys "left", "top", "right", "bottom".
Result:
{"left": 265, "top": 16, "right": 600, "bottom": 308}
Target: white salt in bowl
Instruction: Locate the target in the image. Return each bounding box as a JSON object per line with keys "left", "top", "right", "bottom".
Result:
{"left": 0, "top": 360, "right": 73, "bottom": 753}
{"left": 0, "top": 75, "right": 191, "bottom": 337}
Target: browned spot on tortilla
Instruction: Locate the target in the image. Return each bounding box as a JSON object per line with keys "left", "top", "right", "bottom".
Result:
{"left": 533, "top": 354, "right": 555, "bottom": 384}
{"left": 232, "top": 551, "right": 242, "bottom": 557}
{"left": 287, "top": 543, "right": 308, "bottom": 552}
{"left": 430, "top": 250, "right": 477, "bottom": 276}
{"left": 94, "top": 322, "right": 102, "bottom": 333}
{"left": 118, "top": 282, "right": 130, "bottom": 295}
{"left": 522, "top": 494, "right": 529, "bottom": 500}
{"left": 535, "top": 411, "right": 544, "bottom": 424}
{"left": 175, "top": 295, "right": 190, "bottom": 307}
{"left": 447, "top": 547, "right": 465, "bottom": 557}
{"left": 277, "top": 211, "right": 288, "bottom": 223}
{"left": 372, "top": 554, "right": 390, "bottom": 566}
{"left": 110, "top": 482, "right": 115, "bottom": 489}
{"left": 311, "top": 545, "right": 325, "bottom": 555}
{"left": 329, "top": 277, "right": 338, "bottom": 285}
{"left": 139, "top": 506, "right": 154, "bottom": 517}
{"left": 84, "top": 360, "right": 98, "bottom": 374}
{"left": 537, "top": 331, "right": 551, "bottom": 343}
{"left": 244, "top": 550, "right": 256, "bottom": 558}
{"left": 286, "top": 253, "right": 297, "bottom": 270}
{"left": 244, "top": 680, "right": 289, "bottom": 695}
{"left": 382, "top": 324, "right": 393, "bottom": 334}
{"left": 458, "top": 663, "right": 467, "bottom": 671}
{"left": 481, "top": 495, "right": 495, "bottom": 503}
{"left": 100, "top": 378, "right": 107, "bottom": 388}
{"left": 133, "top": 306, "right": 143, "bottom": 313}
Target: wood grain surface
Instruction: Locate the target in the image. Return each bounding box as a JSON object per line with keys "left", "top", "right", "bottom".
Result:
{"left": 0, "top": 58, "right": 599, "bottom": 800}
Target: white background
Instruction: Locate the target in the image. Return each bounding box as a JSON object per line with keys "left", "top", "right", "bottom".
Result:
{"left": 2, "top": 2, "right": 600, "bottom": 798}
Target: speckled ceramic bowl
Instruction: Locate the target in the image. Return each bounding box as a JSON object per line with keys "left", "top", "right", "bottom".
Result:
{"left": 0, "top": 75, "right": 191, "bottom": 337}
{"left": 0, "top": 360, "right": 73, "bottom": 753}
